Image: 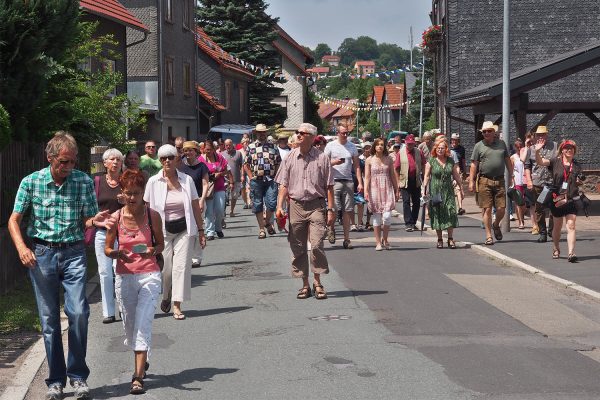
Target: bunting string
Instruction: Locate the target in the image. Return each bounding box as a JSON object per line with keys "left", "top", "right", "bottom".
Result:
{"left": 314, "top": 92, "right": 407, "bottom": 111}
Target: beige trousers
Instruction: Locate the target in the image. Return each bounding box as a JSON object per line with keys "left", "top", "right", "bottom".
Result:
{"left": 288, "top": 198, "right": 329, "bottom": 277}
{"left": 162, "top": 231, "right": 192, "bottom": 302}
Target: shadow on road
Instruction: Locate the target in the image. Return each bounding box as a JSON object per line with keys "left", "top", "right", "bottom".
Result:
{"left": 191, "top": 274, "right": 231, "bottom": 288}
{"left": 327, "top": 290, "right": 388, "bottom": 298}
{"left": 202, "top": 260, "right": 252, "bottom": 267}
{"left": 154, "top": 306, "right": 252, "bottom": 320}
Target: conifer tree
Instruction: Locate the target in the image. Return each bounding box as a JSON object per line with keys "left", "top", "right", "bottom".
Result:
{"left": 197, "top": 0, "right": 286, "bottom": 126}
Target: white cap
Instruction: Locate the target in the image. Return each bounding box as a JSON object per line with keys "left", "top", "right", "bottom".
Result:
{"left": 451, "top": 133, "right": 460, "bottom": 139}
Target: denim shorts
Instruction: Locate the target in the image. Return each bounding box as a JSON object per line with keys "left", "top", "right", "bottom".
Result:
{"left": 250, "top": 179, "right": 277, "bottom": 213}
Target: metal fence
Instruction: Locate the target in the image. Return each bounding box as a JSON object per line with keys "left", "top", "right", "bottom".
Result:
{"left": 0, "top": 141, "right": 47, "bottom": 294}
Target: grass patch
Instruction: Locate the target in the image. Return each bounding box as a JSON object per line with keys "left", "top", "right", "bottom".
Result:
{"left": 0, "top": 248, "right": 99, "bottom": 336}
{"left": 0, "top": 278, "right": 40, "bottom": 335}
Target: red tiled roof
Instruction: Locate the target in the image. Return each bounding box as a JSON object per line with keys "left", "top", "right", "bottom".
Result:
{"left": 195, "top": 27, "right": 254, "bottom": 79}
{"left": 80, "top": 0, "right": 148, "bottom": 32}
{"left": 372, "top": 86, "right": 385, "bottom": 105}
{"left": 332, "top": 100, "right": 356, "bottom": 118}
{"left": 275, "top": 24, "right": 314, "bottom": 64}
{"left": 318, "top": 102, "right": 339, "bottom": 120}
{"left": 355, "top": 60, "right": 376, "bottom": 66}
{"left": 196, "top": 84, "right": 226, "bottom": 111}
{"left": 307, "top": 67, "right": 330, "bottom": 74}
{"left": 272, "top": 41, "right": 309, "bottom": 76}
{"left": 384, "top": 84, "right": 405, "bottom": 109}
{"left": 322, "top": 55, "right": 340, "bottom": 61}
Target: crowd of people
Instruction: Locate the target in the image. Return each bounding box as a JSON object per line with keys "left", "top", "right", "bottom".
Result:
{"left": 7, "top": 119, "right": 589, "bottom": 398}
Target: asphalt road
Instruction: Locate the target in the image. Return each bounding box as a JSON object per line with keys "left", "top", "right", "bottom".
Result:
{"left": 23, "top": 207, "right": 600, "bottom": 399}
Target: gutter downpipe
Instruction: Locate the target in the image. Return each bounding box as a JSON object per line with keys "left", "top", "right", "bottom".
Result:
{"left": 155, "top": 0, "right": 164, "bottom": 143}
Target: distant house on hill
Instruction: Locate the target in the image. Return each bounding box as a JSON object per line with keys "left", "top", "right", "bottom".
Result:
{"left": 369, "top": 84, "right": 406, "bottom": 132}
{"left": 307, "top": 66, "right": 330, "bottom": 80}
{"left": 318, "top": 100, "right": 356, "bottom": 133}
{"left": 354, "top": 60, "right": 376, "bottom": 76}
{"left": 321, "top": 54, "right": 340, "bottom": 66}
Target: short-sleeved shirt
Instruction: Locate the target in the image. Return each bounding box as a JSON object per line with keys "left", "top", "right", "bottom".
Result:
{"left": 524, "top": 141, "right": 557, "bottom": 186}
{"left": 221, "top": 150, "right": 244, "bottom": 182}
{"left": 96, "top": 175, "right": 122, "bottom": 214}
{"left": 275, "top": 147, "right": 334, "bottom": 201}
{"left": 324, "top": 140, "right": 358, "bottom": 180}
{"left": 471, "top": 139, "right": 509, "bottom": 178}
{"left": 244, "top": 141, "right": 281, "bottom": 180}
{"left": 139, "top": 154, "right": 162, "bottom": 177}
{"left": 178, "top": 160, "right": 209, "bottom": 196}
{"left": 451, "top": 145, "right": 466, "bottom": 172}
{"left": 13, "top": 167, "right": 99, "bottom": 242}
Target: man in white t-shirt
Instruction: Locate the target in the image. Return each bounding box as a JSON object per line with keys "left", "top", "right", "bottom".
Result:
{"left": 324, "top": 124, "right": 363, "bottom": 249}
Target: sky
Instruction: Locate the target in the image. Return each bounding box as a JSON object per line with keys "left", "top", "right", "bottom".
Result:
{"left": 266, "top": 0, "right": 432, "bottom": 51}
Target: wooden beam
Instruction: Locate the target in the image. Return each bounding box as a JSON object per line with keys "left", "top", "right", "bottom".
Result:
{"left": 515, "top": 110, "right": 528, "bottom": 140}
{"left": 528, "top": 102, "right": 600, "bottom": 113}
{"left": 584, "top": 112, "right": 600, "bottom": 130}
{"left": 448, "top": 114, "right": 475, "bottom": 125}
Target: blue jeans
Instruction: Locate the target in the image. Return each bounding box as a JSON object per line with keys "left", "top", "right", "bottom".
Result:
{"left": 94, "top": 229, "right": 117, "bottom": 318}
{"left": 205, "top": 190, "right": 226, "bottom": 237}
{"left": 29, "top": 241, "right": 90, "bottom": 386}
{"left": 250, "top": 179, "right": 277, "bottom": 214}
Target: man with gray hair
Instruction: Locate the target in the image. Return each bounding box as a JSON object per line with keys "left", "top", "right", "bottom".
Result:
{"left": 8, "top": 131, "right": 113, "bottom": 400}
{"left": 276, "top": 123, "right": 335, "bottom": 300}
{"left": 221, "top": 138, "right": 244, "bottom": 217}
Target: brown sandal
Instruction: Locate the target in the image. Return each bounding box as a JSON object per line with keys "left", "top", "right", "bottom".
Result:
{"left": 437, "top": 240, "right": 443, "bottom": 249}
{"left": 258, "top": 229, "right": 267, "bottom": 239}
{"left": 297, "top": 286, "right": 311, "bottom": 299}
{"left": 313, "top": 283, "right": 328, "bottom": 300}
{"left": 447, "top": 238, "right": 457, "bottom": 249}
{"left": 130, "top": 376, "right": 145, "bottom": 395}
{"left": 552, "top": 249, "right": 560, "bottom": 259}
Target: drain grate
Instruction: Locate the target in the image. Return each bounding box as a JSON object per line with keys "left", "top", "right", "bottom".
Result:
{"left": 308, "top": 315, "right": 352, "bottom": 321}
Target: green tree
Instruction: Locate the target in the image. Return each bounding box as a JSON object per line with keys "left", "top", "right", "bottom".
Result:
{"left": 197, "top": 0, "right": 286, "bottom": 125}
{"left": 364, "top": 110, "right": 382, "bottom": 138}
{"left": 404, "top": 64, "right": 435, "bottom": 135}
{"left": 0, "top": 0, "right": 80, "bottom": 142}
{"left": 313, "top": 43, "right": 332, "bottom": 62}
{"left": 338, "top": 36, "right": 379, "bottom": 65}
{"left": 305, "top": 90, "right": 324, "bottom": 134}
{"left": 0, "top": 104, "right": 9, "bottom": 151}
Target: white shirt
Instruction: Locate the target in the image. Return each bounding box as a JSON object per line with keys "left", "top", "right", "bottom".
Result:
{"left": 324, "top": 140, "right": 358, "bottom": 180}
{"left": 144, "top": 169, "right": 199, "bottom": 236}
{"left": 278, "top": 146, "right": 291, "bottom": 162}
{"left": 511, "top": 153, "right": 525, "bottom": 186}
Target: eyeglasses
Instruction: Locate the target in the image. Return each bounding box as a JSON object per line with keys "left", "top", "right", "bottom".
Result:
{"left": 55, "top": 158, "right": 77, "bottom": 165}
{"left": 159, "top": 155, "right": 176, "bottom": 162}
{"left": 122, "top": 191, "right": 142, "bottom": 197}
{"left": 145, "top": 145, "right": 156, "bottom": 149}
{"left": 295, "top": 131, "right": 312, "bottom": 137}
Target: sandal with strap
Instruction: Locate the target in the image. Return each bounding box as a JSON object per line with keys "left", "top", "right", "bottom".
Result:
{"left": 258, "top": 229, "right": 267, "bottom": 239}
{"left": 266, "top": 224, "right": 276, "bottom": 235}
{"left": 568, "top": 254, "right": 578, "bottom": 263}
{"left": 297, "top": 286, "right": 311, "bottom": 299}
{"left": 313, "top": 283, "right": 328, "bottom": 300}
{"left": 130, "top": 376, "right": 145, "bottom": 395}
{"left": 484, "top": 237, "right": 494, "bottom": 246}
{"left": 493, "top": 225, "right": 503, "bottom": 241}
{"left": 437, "top": 239, "right": 443, "bottom": 249}
{"left": 160, "top": 300, "right": 171, "bottom": 314}
{"left": 552, "top": 249, "right": 560, "bottom": 259}
{"left": 447, "top": 238, "right": 457, "bottom": 249}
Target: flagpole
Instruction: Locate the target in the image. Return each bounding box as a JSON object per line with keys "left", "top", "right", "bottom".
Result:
{"left": 418, "top": 52, "right": 425, "bottom": 138}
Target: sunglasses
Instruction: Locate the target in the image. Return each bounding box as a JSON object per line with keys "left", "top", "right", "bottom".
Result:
{"left": 159, "top": 155, "right": 176, "bottom": 162}
{"left": 295, "top": 131, "right": 312, "bottom": 136}
{"left": 55, "top": 158, "right": 77, "bottom": 165}
{"left": 145, "top": 145, "right": 156, "bottom": 148}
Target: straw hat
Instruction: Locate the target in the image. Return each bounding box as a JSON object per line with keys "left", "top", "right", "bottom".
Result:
{"left": 255, "top": 123, "right": 268, "bottom": 132}
{"left": 479, "top": 121, "right": 497, "bottom": 132}
{"left": 534, "top": 125, "right": 548, "bottom": 135}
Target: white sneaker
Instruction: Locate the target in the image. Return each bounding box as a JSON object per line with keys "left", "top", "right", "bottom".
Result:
{"left": 391, "top": 210, "right": 400, "bottom": 217}
{"left": 375, "top": 244, "right": 383, "bottom": 251}
{"left": 46, "top": 383, "right": 63, "bottom": 400}
{"left": 509, "top": 214, "right": 516, "bottom": 221}
{"left": 71, "top": 379, "right": 90, "bottom": 400}
{"left": 350, "top": 224, "right": 358, "bottom": 232}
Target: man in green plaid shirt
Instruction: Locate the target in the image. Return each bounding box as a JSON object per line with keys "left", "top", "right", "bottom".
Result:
{"left": 8, "top": 132, "right": 113, "bottom": 400}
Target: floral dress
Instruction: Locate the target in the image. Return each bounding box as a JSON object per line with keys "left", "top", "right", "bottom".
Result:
{"left": 367, "top": 158, "right": 396, "bottom": 214}
{"left": 429, "top": 157, "right": 458, "bottom": 230}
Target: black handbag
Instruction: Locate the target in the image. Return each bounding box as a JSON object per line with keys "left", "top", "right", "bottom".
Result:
{"left": 147, "top": 207, "right": 164, "bottom": 271}
{"left": 574, "top": 192, "right": 591, "bottom": 217}
{"left": 164, "top": 217, "right": 187, "bottom": 234}
{"left": 430, "top": 193, "right": 443, "bottom": 207}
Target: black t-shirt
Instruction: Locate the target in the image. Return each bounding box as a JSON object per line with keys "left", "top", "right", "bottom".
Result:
{"left": 97, "top": 175, "right": 122, "bottom": 213}
{"left": 178, "top": 162, "right": 209, "bottom": 196}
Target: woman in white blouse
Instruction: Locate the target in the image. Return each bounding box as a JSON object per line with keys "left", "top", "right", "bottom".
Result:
{"left": 144, "top": 144, "right": 205, "bottom": 320}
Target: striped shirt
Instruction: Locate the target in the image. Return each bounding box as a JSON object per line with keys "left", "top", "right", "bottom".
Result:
{"left": 13, "top": 167, "right": 99, "bottom": 242}
{"left": 275, "top": 147, "right": 334, "bottom": 201}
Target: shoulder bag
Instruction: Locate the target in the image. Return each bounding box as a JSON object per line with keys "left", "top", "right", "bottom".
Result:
{"left": 84, "top": 175, "right": 101, "bottom": 246}
{"left": 146, "top": 207, "right": 164, "bottom": 271}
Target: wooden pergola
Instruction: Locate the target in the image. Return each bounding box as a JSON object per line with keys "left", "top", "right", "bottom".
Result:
{"left": 446, "top": 40, "right": 600, "bottom": 141}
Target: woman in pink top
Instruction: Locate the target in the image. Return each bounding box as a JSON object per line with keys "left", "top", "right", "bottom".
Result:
{"left": 200, "top": 140, "right": 232, "bottom": 239}
{"left": 364, "top": 138, "right": 399, "bottom": 250}
{"left": 105, "top": 169, "right": 164, "bottom": 395}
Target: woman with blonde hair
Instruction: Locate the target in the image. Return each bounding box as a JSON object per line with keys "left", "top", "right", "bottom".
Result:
{"left": 535, "top": 139, "right": 584, "bottom": 262}
{"left": 364, "top": 138, "right": 399, "bottom": 250}
{"left": 422, "top": 137, "right": 463, "bottom": 249}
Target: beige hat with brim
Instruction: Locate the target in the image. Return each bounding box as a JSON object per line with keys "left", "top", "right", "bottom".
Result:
{"left": 534, "top": 125, "right": 548, "bottom": 135}
{"left": 255, "top": 123, "right": 268, "bottom": 132}
{"left": 479, "top": 121, "right": 497, "bottom": 132}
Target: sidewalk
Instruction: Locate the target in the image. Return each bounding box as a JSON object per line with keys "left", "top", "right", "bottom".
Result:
{"left": 457, "top": 193, "right": 600, "bottom": 292}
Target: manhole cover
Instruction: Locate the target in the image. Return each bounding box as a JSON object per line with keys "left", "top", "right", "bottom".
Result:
{"left": 308, "top": 315, "right": 352, "bottom": 321}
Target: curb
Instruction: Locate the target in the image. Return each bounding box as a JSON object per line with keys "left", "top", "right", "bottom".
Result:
{"left": 0, "top": 274, "right": 100, "bottom": 400}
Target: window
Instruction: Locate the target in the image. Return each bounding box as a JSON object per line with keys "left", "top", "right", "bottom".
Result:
{"left": 183, "top": 61, "right": 191, "bottom": 97}
{"left": 165, "top": 56, "right": 174, "bottom": 95}
{"left": 165, "top": 0, "right": 173, "bottom": 23}
{"left": 224, "top": 81, "right": 232, "bottom": 110}
{"left": 182, "top": 0, "right": 190, "bottom": 30}
{"left": 239, "top": 87, "right": 245, "bottom": 113}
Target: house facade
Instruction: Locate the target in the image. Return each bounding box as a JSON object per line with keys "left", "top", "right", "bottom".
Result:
{"left": 430, "top": 0, "right": 600, "bottom": 173}
{"left": 272, "top": 25, "right": 314, "bottom": 129}
{"left": 195, "top": 27, "right": 253, "bottom": 134}
{"left": 79, "top": 0, "right": 149, "bottom": 96}
{"left": 354, "top": 60, "right": 375, "bottom": 76}
{"left": 370, "top": 84, "right": 406, "bottom": 133}
{"left": 121, "top": 0, "right": 197, "bottom": 144}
